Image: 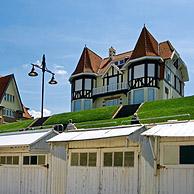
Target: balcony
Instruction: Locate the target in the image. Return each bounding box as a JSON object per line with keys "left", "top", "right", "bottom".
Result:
{"left": 92, "top": 82, "right": 128, "bottom": 96}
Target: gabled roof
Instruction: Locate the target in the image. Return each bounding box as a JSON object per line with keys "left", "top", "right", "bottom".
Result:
{"left": 71, "top": 46, "right": 102, "bottom": 76}
{"left": 48, "top": 125, "right": 143, "bottom": 142}
{"left": 0, "top": 74, "right": 13, "bottom": 103}
{"left": 159, "top": 41, "right": 174, "bottom": 59}
{"left": 142, "top": 121, "right": 194, "bottom": 137}
{"left": 0, "top": 74, "right": 23, "bottom": 111}
{"left": 130, "top": 26, "right": 159, "bottom": 60}
{"left": 0, "top": 129, "right": 56, "bottom": 147}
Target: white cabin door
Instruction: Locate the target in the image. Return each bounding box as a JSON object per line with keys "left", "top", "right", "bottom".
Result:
{"left": 66, "top": 149, "right": 100, "bottom": 194}
{"left": 0, "top": 154, "right": 21, "bottom": 194}
{"left": 20, "top": 154, "right": 48, "bottom": 194}
{"left": 100, "top": 148, "right": 139, "bottom": 194}
{"left": 159, "top": 167, "right": 194, "bottom": 194}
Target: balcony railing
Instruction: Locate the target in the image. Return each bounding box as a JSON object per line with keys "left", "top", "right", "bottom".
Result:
{"left": 92, "top": 82, "right": 128, "bottom": 95}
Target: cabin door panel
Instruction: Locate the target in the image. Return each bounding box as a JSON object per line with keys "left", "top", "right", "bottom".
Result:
{"left": 0, "top": 154, "right": 21, "bottom": 194}
{"left": 21, "top": 165, "right": 48, "bottom": 194}
{"left": 159, "top": 168, "right": 194, "bottom": 194}
{"left": 66, "top": 149, "right": 100, "bottom": 194}
{"left": 100, "top": 148, "right": 139, "bottom": 194}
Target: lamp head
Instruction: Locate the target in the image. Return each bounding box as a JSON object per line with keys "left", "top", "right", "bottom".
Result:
{"left": 49, "top": 74, "right": 57, "bottom": 84}
{"left": 28, "top": 65, "right": 38, "bottom": 77}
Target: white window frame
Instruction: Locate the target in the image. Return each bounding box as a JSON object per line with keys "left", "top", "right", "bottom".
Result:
{"left": 75, "top": 79, "right": 82, "bottom": 91}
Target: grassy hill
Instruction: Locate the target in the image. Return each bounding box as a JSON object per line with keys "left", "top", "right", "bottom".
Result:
{"left": 0, "top": 119, "right": 33, "bottom": 133}
{"left": 0, "top": 95, "right": 194, "bottom": 132}
{"left": 43, "top": 105, "right": 119, "bottom": 126}
{"left": 137, "top": 96, "right": 194, "bottom": 123}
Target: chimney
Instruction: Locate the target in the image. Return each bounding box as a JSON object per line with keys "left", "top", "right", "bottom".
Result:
{"left": 109, "top": 46, "right": 116, "bottom": 60}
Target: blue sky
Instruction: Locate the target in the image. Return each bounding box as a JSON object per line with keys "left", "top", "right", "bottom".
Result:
{"left": 0, "top": 0, "right": 194, "bottom": 116}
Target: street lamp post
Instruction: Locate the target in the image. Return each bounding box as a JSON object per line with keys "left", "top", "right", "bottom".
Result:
{"left": 28, "top": 54, "right": 57, "bottom": 118}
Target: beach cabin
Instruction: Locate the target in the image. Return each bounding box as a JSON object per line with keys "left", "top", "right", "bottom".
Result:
{"left": 0, "top": 129, "right": 58, "bottom": 194}
{"left": 48, "top": 125, "right": 146, "bottom": 194}
{"left": 142, "top": 121, "right": 194, "bottom": 194}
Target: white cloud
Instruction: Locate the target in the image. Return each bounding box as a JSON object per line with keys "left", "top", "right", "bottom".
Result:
{"left": 29, "top": 108, "right": 52, "bottom": 119}
{"left": 53, "top": 65, "right": 68, "bottom": 76}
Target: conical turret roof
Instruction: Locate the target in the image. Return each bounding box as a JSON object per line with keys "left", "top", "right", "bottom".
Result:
{"left": 130, "top": 26, "right": 159, "bottom": 60}
{"left": 72, "top": 46, "right": 102, "bottom": 76}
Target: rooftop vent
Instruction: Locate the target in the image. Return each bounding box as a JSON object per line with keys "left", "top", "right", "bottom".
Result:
{"left": 54, "top": 124, "right": 64, "bottom": 133}
{"left": 66, "top": 119, "right": 77, "bottom": 131}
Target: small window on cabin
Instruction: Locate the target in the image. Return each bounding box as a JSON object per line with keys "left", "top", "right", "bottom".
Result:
{"left": 0, "top": 156, "right": 6, "bottom": 164}
{"left": 163, "top": 145, "right": 178, "bottom": 165}
{"left": 104, "top": 152, "right": 112, "bottom": 167}
{"left": 114, "top": 152, "right": 123, "bottom": 166}
{"left": 124, "top": 152, "right": 134, "bottom": 167}
{"left": 88, "top": 153, "right": 97, "bottom": 167}
{"left": 71, "top": 153, "right": 79, "bottom": 166}
{"left": 38, "top": 155, "right": 46, "bottom": 165}
{"left": 13, "top": 156, "right": 19, "bottom": 165}
{"left": 30, "top": 156, "right": 37, "bottom": 165}
{"left": 7, "top": 156, "right": 12, "bottom": 164}
{"left": 23, "top": 156, "right": 30, "bottom": 165}
{"left": 80, "top": 153, "right": 88, "bottom": 166}
{"left": 180, "top": 145, "right": 194, "bottom": 164}
{"left": 115, "top": 61, "right": 118, "bottom": 66}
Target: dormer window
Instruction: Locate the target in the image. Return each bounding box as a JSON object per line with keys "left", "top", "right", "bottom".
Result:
{"left": 119, "top": 60, "right": 124, "bottom": 65}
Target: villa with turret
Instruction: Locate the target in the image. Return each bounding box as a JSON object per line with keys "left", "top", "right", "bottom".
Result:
{"left": 69, "top": 26, "right": 189, "bottom": 112}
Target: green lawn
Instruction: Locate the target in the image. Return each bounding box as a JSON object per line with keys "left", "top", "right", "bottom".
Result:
{"left": 0, "top": 119, "right": 33, "bottom": 133}
{"left": 137, "top": 96, "right": 194, "bottom": 124}
{"left": 44, "top": 106, "right": 119, "bottom": 126}
{"left": 76, "top": 116, "right": 132, "bottom": 129}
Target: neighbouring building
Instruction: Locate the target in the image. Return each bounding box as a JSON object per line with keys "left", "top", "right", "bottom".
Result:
{"left": 0, "top": 74, "right": 31, "bottom": 123}
{"left": 69, "top": 26, "right": 189, "bottom": 112}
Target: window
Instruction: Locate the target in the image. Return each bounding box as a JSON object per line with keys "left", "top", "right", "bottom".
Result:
{"left": 71, "top": 153, "right": 79, "bottom": 166}
{"left": 180, "top": 146, "right": 194, "bottom": 164}
{"left": 165, "top": 68, "right": 171, "bottom": 83}
{"left": 23, "top": 155, "right": 45, "bottom": 165}
{"left": 4, "top": 93, "right": 15, "bottom": 102}
{"left": 119, "top": 60, "right": 124, "bottom": 65}
{"left": 163, "top": 145, "right": 179, "bottom": 165}
{"left": 3, "top": 108, "right": 14, "bottom": 118}
{"left": 114, "top": 152, "right": 123, "bottom": 167}
{"left": 75, "top": 79, "right": 82, "bottom": 91}
{"left": 74, "top": 100, "right": 81, "bottom": 112}
{"left": 84, "top": 100, "right": 92, "bottom": 110}
{"left": 89, "top": 153, "right": 97, "bottom": 166}
{"left": 124, "top": 152, "right": 134, "bottom": 167}
{"left": 148, "top": 88, "right": 155, "bottom": 101}
{"left": 128, "top": 68, "right": 131, "bottom": 81}
{"left": 104, "top": 151, "right": 134, "bottom": 167}
{"left": 85, "top": 79, "right": 92, "bottom": 90}
{"left": 108, "top": 76, "right": 117, "bottom": 91}
{"left": 105, "top": 98, "right": 120, "bottom": 106}
{"left": 134, "top": 64, "right": 144, "bottom": 79}
{"left": 147, "top": 63, "right": 155, "bottom": 77}
{"left": 80, "top": 153, "right": 87, "bottom": 166}
{"left": 133, "top": 89, "right": 144, "bottom": 104}
{"left": 104, "top": 152, "right": 112, "bottom": 167}
{"left": 0, "top": 156, "right": 19, "bottom": 165}
{"left": 70, "top": 152, "right": 97, "bottom": 167}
